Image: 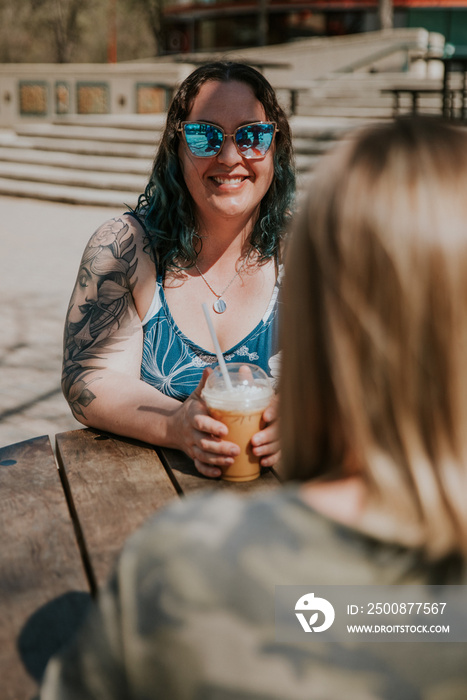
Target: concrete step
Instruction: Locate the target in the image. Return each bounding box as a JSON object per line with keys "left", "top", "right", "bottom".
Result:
{"left": 308, "top": 72, "right": 442, "bottom": 86}
{"left": 303, "top": 96, "right": 442, "bottom": 110}
{"left": 0, "top": 132, "right": 156, "bottom": 159}
{"left": 301, "top": 104, "right": 442, "bottom": 118}
{"left": 292, "top": 136, "right": 339, "bottom": 155}
{"left": 0, "top": 145, "right": 151, "bottom": 175}
{"left": 0, "top": 161, "right": 146, "bottom": 192}
{"left": 289, "top": 115, "right": 364, "bottom": 138}
{"left": 0, "top": 177, "right": 137, "bottom": 207}
{"left": 301, "top": 91, "right": 440, "bottom": 105}
{"left": 51, "top": 113, "right": 168, "bottom": 131}
{"left": 303, "top": 93, "right": 395, "bottom": 104}
{"left": 295, "top": 153, "right": 322, "bottom": 172}
{"left": 15, "top": 122, "right": 163, "bottom": 145}
{"left": 312, "top": 73, "right": 442, "bottom": 85}
{"left": 298, "top": 105, "right": 396, "bottom": 119}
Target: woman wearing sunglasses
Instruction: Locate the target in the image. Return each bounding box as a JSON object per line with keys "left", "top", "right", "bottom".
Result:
{"left": 61, "top": 62, "right": 295, "bottom": 476}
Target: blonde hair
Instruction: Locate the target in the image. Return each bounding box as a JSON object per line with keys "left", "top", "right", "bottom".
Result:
{"left": 280, "top": 117, "right": 467, "bottom": 556}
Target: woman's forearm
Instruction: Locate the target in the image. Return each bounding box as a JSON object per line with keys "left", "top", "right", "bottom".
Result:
{"left": 63, "top": 369, "right": 184, "bottom": 449}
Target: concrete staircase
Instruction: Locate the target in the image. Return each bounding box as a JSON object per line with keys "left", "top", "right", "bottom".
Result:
{"left": 0, "top": 27, "right": 444, "bottom": 206}
{"left": 296, "top": 71, "right": 443, "bottom": 119}
{"left": 0, "top": 113, "right": 360, "bottom": 207}
{"left": 0, "top": 116, "right": 165, "bottom": 207}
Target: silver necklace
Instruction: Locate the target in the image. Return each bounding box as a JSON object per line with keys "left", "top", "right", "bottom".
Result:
{"left": 195, "top": 258, "right": 248, "bottom": 314}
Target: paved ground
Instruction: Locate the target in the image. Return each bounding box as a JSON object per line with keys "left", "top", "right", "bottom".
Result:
{"left": 0, "top": 195, "right": 121, "bottom": 448}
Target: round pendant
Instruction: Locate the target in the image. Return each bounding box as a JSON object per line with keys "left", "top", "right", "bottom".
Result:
{"left": 213, "top": 298, "right": 227, "bottom": 314}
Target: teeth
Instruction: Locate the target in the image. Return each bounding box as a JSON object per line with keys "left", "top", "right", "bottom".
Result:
{"left": 213, "top": 177, "right": 244, "bottom": 184}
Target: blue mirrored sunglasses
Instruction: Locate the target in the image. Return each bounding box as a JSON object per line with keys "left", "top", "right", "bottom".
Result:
{"left": 179, "top": 121, "right": 278, "bottom": 159}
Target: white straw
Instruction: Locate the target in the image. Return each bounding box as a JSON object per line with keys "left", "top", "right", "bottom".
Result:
{"left": 202, "top": 303, "right": 233, "bottom": 390}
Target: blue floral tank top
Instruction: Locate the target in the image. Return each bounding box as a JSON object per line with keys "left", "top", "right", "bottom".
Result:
{"left": 140, "top": 267, "right": 282, "bottom": 401}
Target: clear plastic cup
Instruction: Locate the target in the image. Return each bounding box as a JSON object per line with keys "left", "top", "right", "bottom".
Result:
{"left": 202, "top": 363, "right": 273, "bottom": 482}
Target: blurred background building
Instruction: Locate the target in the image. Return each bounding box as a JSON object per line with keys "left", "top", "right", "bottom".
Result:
{"left": 0, "top": 0, "right": 465, "bottom": 64}
{"left": 0, "top": 0, "right": 462, "bottom": 203}
{"left": 161, "top": 1, "right": 467, "bottom": 54}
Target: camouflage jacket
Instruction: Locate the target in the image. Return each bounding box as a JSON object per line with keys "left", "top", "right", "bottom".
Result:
{"left": 41, "top": 485, "right": 467, "bottom": 699}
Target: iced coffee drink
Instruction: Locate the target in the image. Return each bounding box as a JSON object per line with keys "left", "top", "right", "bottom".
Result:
{"left": 202, "top": 363, "right": 273, "bottom": 482}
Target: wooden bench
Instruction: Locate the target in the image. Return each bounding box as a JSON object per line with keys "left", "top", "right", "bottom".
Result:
{"left": 1, "top": 428, "right": 280, "bottom": 696}
{"left": 381, "top": 86, "right": 446, "bottom": 117}
{"left": 441, "top": 54, "right": 467, "bottom": 120}
{"left": 275, "top": 84, "right": 309, "bottom": 116}
{"left": 0, "top": 435, "right": 89, "bottom": 700}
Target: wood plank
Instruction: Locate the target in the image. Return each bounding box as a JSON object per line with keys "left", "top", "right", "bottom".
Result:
{"left": 55, "top": 428, "right": 178, "bottom": 591}
{"left": 0, "top": 435, "right": 89, "bottom": 700}
{"left": 157, "top": 447, "right": 280, "bottom": 496}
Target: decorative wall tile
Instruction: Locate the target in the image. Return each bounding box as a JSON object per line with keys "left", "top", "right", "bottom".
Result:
{"left": 55, "top": 81, "right": 70, "bottom": 114}
{"left": 136, "top": 84, "right": 168, "bottom": 114}
{"left": 77, "top": 82, "right": 109, "bottom": 114}
{"left": 19, "top": 82, "right": 48, "bottom": 116}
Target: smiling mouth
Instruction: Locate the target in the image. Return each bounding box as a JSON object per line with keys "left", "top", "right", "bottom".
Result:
{"left": 211, "top": 176, "right": 247, "bottom": 186}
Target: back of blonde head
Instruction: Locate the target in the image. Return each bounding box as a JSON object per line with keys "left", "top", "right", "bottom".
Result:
{"left": 280, "top": 117, "right": 467, "bottom": 557}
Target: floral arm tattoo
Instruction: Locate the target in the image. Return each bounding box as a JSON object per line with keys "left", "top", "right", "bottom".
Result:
{"left": 62, "top": 218, "right": 139, "bottom": 419}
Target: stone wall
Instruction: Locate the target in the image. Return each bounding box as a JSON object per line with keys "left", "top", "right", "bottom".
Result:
{"left": 0, "top": 62, "right": 191, "bottom": 127}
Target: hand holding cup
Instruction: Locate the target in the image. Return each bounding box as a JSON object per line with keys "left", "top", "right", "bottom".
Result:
{"left": 202, "top": 363, "right": 273, "bottom": 482}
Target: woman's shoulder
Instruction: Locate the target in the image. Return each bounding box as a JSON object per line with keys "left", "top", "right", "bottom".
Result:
{"left": 122, "top": 484, "right": 467, "bottom": 588}
{"left": 80, "top": 214, "right": 154, "bottom": 274}
{"left": 82, "top": 213, "right": 146, "bottom": 253}
{"left": 121, "top": 210, "right": 147, "bottom": 235}
{"left": 121, "top": 487, "right": 307, "bottom": 572}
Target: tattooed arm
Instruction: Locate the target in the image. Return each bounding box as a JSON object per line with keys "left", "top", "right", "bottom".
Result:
{"left": 62, "top": 216, "right": 239, "bottom": 477}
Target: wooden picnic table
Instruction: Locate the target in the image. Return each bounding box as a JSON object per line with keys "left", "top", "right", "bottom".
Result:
{"left": 381, "top": 86, "right": 446, "bottom": 117}
{"left": 0, "top": 429, "right": 280, "bottom": 699}
{"left": 441, "top": 54, "right": 467, "bottom": 120}
{"left": 383, "top": 54, "right": 467, "bottom": 120}
{"left": 281, "top": 84, "right": 309, "bottom": 116}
